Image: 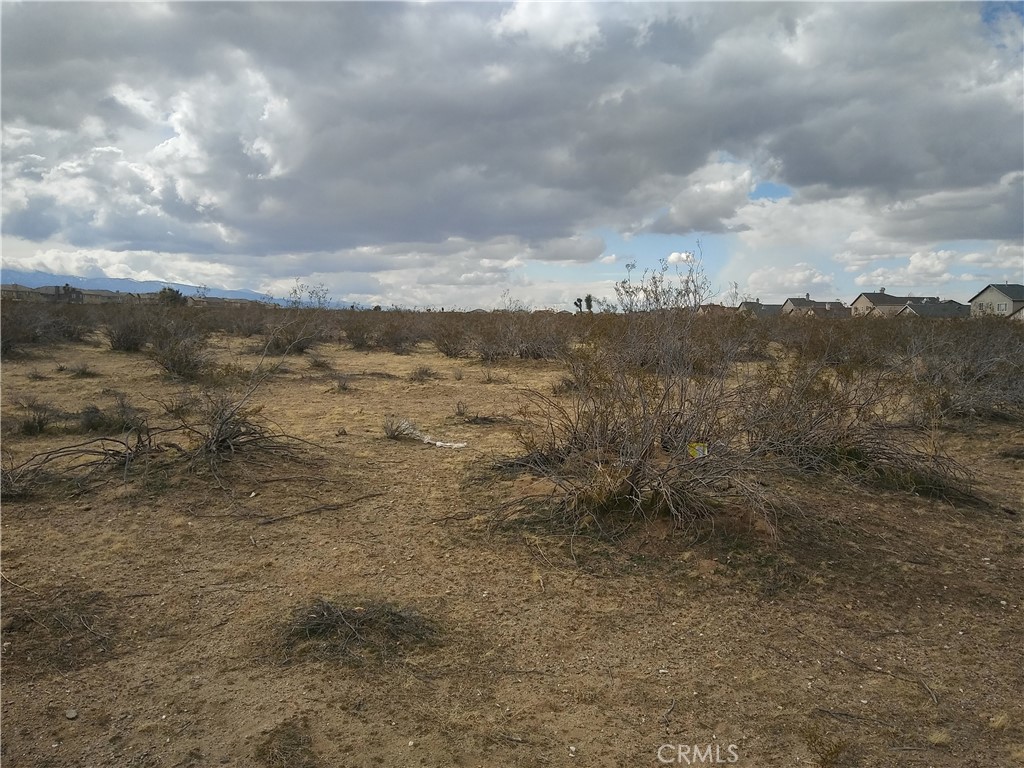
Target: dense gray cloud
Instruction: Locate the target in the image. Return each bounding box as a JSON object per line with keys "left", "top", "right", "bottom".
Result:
{"left": 2, "top": 2, "right": 1021, "bottom": 306}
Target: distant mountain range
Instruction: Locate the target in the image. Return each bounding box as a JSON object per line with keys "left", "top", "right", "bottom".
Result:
{"left": 1, "top": 268, "right": 277, "bottom": 304}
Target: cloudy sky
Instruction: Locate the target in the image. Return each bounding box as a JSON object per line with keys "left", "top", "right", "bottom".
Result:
{"left": 2, "top": 2, "right": 1022, "bottom": 308}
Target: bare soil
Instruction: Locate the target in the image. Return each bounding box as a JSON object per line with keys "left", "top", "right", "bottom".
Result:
{"left": 2, "top": 336, "right": 1022, "bottom": 767}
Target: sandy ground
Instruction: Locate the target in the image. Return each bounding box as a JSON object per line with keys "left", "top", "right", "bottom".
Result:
{"left": 1, "top": 335, "right": 1022, "bottom": 767}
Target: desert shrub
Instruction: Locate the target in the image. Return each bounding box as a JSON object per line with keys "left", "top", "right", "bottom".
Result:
{"left": 1, "top": 304, "right": 42, "bottom": 356}
{"left": 68, "top": 361, "right": 100, "bottom": 379}
{"left": 338, "top": 311, "right": 379, "bottom": 350}
{"left": 17, "top": 397, "right": 63, "bottom": 436}
{"left": 430, "top": 315, "right": 470, "bottom": 358}
{"left": 473, "top": 316, "right": 515, "bottom": 361}
{"left": 231, "top": 305, "right": 270, "bottom": 337}
{"left": 904, "top": 318, "right": 1024, "bottom": 422}
{"left": 104, "top": 306, "right": 150, "bottom": 352}
{"left": 153, "top": 389, "right": 200, "bottom": 419}
{"left": 382, "top": 415, "right": 418, "bottom": 440}
{"left": 328, "top": 373, "right": 351, "bottom": 392}
{"left": 307, "top": 356, "right": 332, "bottom": 371}
{"left": 39, "top": 305, "right": 98, "bottom": 343}
{"left": 178, "top": 389, "right": 297, "bottom": 481}
{"left": 256, "top": 718, "right": 317, "bottom": 768}
{"left": 409, "top": 365, "right": 440, "bottom": 383}
{"left": 149, "top": 318, "right": 211, "bottom": 381}
{"left": 77, "top": 393, "right": 144, "bottom": 434}
{"left": 742, "top": 358, "right": 974, "bottom": 499}
{"left": 278, "top": 597, "right": 438, "bottom": 666}
{"left": 505, "top": 259, "right": 778, "bottom": 536}
{"left": 510, "top": 312, "right": 572, "bottom": 360}
{"left": 377, "top": 313, "right": 423, "bottom": 355}
{"left": 511, "top": 347, "right": 771, "bottom": 535}
{"left": 263, "top": 314, "right": 322, "bottom": 355}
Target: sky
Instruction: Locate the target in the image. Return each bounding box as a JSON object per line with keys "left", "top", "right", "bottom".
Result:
{"left": 2, "top": 1, "right": 1022, "bottom": 309}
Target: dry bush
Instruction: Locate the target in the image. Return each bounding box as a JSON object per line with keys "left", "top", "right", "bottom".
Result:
{"left": 306, "top": 356, "right": 333, "bottom": 372}
{"left": 409, "top": 365, "right": 441, "bottom": 383}
{"left": 1, "top": 432, "right": 159, "bottom": 495}
{"left": 511, "top": 357, "right": 774, "bottom": 536}
{"left": 16, "top": 397, "right": 64, "bottom": 436}
{"left": 501, "top": 311, "right": 573, "bottom": 361}
{"left": 256, "top": 718, "right": 317, "bottom": 768}
{"left": 742, "top": 358, "right": 975, "bottom": 499}
{"left": 377, "top": 313, "right": 424, "bottom": 354}
{"left": 1, "top": 303, "right": 43, "bottom": 356}
{"left": 337, "top": 310, "right": 379, "bottom": 350}
{"left": 231, "top": 305, "right": 271, "bottom": 337}
{"left": 903, "top": 318, "right": 1024, "bottom": 422}
{"left": 68, "top": 361, "right": 100, "bottom": 379}
{"left": 1, "top": 585, "right": 117, "bottom": 678}
{"left": 430, "top": 314, "right": 471, "bottom": 358}
{"left": 38, "top": 304, "right": 99, "bottom": 344}
{"left": 382, "top": 415, "right": 418, "bottom": 440}
{"left": 149, "top": 316, "right": 211, "bottom": 381}
{"left": 277, "top": 597, "right": 438, "bottom": 666}
{"left": 504, "top": 260, "right": 781, "bottom": 536}
{"left": 76, "top": 392, "right": 145, "bottom": 435}
{"left": 263, "top": 314, "right": 323, "bottom": 355}
{"left": 177, "top": 388, "right": 300, "bottom": 483}
{"left": 103, "top": 305, "right": 151, "bottom": 351}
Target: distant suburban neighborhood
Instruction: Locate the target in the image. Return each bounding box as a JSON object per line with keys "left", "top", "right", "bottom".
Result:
{"left": 1, "top": 281, "right": 1023, "bottom": 320}
{"left": 701, "top": 283, "right": 1024, "bottom": 320}
{"left": 0, "top": 284, "right": 265, "bottom": 309}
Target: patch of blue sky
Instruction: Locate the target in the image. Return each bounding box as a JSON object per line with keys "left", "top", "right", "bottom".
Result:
{"left": 590, "top": 228, "right": 733, "bottom": 272}
{"left": 980, "top": 1, "right": 1024, "bottom": 50}
{"left": 749, "top": 181, "right": 793, "bottom": 201}
{"left": 981, "top": 1, "right": 1024, "bottom": 27}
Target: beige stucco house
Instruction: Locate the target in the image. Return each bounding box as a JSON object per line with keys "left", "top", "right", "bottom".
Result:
{"left": 967, "top": 284, "right": 1024, "bottom": 317}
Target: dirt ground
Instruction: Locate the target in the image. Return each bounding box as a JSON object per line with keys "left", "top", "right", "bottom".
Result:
{"left": 1, "top": 334, "right": 1022, "bottom": 767}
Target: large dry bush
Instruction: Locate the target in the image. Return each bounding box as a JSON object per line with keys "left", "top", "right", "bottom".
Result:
{"left": 506, "top": 258, "right": 779, "bottom": 535}
{"left": 900, "top": 318, "right": 1024, "bottom": 422}
{"left": 741, "top": 355, "right": 974, "bottom": 499}
{"left": 103, "top": 305, "right": 151, "bottom": 352}
{"left": 377, "top": 311, "right": 426, "bottom": 354}
{"left": 429, "top": 313, "right": 472, "bottom": 358}
{"left": 0, "top": 303, "right": 42, "bottom": 356}
{"left": 148, "top": 312, "right": 212, "bottom": 380}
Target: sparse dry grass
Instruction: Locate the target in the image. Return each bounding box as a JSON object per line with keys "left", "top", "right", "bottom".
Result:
{"left": 278, "top": 598, "right": 438, "bottom": 666}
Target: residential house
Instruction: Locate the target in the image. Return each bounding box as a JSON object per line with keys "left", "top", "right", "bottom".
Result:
{"left": 1009, "top": 305, "right": 1024, "bottom": 322}
{"left": 32, "top": 284, "right": 84, "bottom": 303}
{"left": 851, "top": 288, "right": 939, "bottom": 317}
{"left": 0, "top": 284, "right": 46, "bottom": 302}
{"left": 737, "top": 299, "right": 783, "bottom": 318}
{"left": 894, "top": 300, "right": 970, "bottom": 319}
{"left": 967, "top": 284, "right": 1024, "bottom": 317}
{"left": 79, "top": 289, "right": 125, "bottom": 304}
{"left": 697, "top": 303, "right": 738, "bottom": 317}
{"left": 781, "top": 294, "right": 850, "bottom": 318}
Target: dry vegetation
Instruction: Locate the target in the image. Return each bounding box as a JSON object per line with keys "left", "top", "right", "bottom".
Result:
{"left": 1, "top": 289, "right": 1022, "bottom": 767}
